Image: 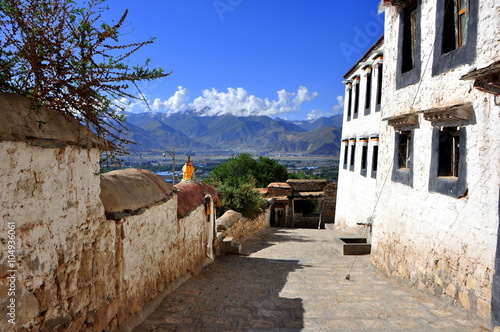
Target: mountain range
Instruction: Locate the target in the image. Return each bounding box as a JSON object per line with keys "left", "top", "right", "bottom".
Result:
{"left": 121, "top": 111, "right": 343, "bottom": 156}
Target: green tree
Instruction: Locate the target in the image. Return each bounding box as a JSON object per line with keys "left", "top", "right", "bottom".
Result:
{"left": 0, "top": 0, "right": 168, "bottom": 154}
{"left": 208, "top": 153, "right": 289, "bottom": 219}
{"left": 209, "top": 153, "right": 289, "bottom": 188}
{"left": 215, "top": 180, "right": 268, "bottom": 220}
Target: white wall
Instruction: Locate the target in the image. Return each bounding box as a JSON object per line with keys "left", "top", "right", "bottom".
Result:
{"left": 371, "top": 1, "right": 500, "bottom": 323}
{"left": 335, "top": 55, "right": 383, "bottom": 231}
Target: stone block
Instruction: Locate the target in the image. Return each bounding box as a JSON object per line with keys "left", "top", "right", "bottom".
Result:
{"left": 476, "top": 297, "right": 491, "bottom": 319}
{"left": 78, "top": 250, "right": 94, "bottom": 287}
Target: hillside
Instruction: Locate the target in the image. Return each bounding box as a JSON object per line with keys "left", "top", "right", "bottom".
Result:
{"left": 123, "top": 112, "right": 342, "bottom": 156}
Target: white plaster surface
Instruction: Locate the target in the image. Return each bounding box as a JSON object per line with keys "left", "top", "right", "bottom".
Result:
{"left": 369, "top": 0, "right": 500, "bottom": 324}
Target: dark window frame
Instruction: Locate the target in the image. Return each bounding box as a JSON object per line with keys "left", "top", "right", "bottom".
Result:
{"left": 396, "top": 0, "right": 421, "bottom": 89}
{"left": 375, "top": 63, "right": 383, "bottom": 111}
{"left": 429, "top": 127, "right": 467, "bottom": 198}
{"left": 371, "top": 144, "right": 379, "bottom": 179}
{"left": 342, "top": 143, "right": 348, "bottom": 169}
{"left": 346, "top": 85, "right": 352, "bottom": 121}
{"left": 349, "top": 141, "right": 356, "bottom": 171}
{"left": 392, "top": 130, "right": 414, "bottom": 186}
{"left": 432, "top": 0, "right": 477, "bottom": 76}
{"left": 360, "top": 141, "right": 368, "bottom": 177}
{"left": 364, "top": 69, "right": 372, "bottom": 115}
{"left": 397, "top": 131, "right": 411, "bottom": 169}
{"left": 437, "top": 128, "right": 460, "bottom": 177}
{"left": 353, "top": 79, "right": 360, "bottom": 119}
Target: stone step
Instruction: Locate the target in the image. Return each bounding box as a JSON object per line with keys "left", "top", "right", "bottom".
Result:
{"left": 221, "top": 236, "right": 242, "bottom": 255}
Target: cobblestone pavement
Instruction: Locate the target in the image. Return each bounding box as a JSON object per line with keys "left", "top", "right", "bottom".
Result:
{"left": 134, "top": 228, "right": 488, "bottom": 331}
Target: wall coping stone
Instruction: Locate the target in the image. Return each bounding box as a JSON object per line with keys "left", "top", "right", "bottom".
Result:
{"left": 0, "top": 92, "right": 105, "bottom": 149}
{"left": 100, "top": 168, "right": 175, "bottom": 219}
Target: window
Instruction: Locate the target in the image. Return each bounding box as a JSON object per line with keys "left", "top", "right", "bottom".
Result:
{"left": 396, "top": 0, "right": 421, "bottom": 89}
{"left": 372, "top": 145, "right": 379, "bottom": 172}
{"left": 429, "top": 127, "right": 467, "bottom": 197}
{"left": 361, "top": 146, "right": 368, "bottom": 170}
{"left": 392, "top": 130, "right": 413, "bottom": 186}
{"left": 397, "top": 131, "right": 411, "bottom": 169}
{"left": 432, "top": 0, "right": 477, "bottom": 75}
{"left": 376, "top": 64, "right": 383, "bottom": 107}
{"left": 349, "top": 141, "right": 356, "bottom": 171}
{"left": 364, "top": 69, "right": 372, "bottom": 115}
{"left": 442, "top": 0, "right": 468, "bottom": 54}
{"left": 353, "top": 78, "right": 360, "bottom": 119}
{"left": 402, "top": 4, "right": 418, "bottom": 73}
{"left": 361, "top": 145, "right": 368, "bottom": 177}
{"left": 438, "top": 127, "right": 460, "bottom": 177}
{"left": 346, "top": 85, "right": 352, "bottom": 120}
{"left": 342, "top": 143, "right": 348, "bottom": 169}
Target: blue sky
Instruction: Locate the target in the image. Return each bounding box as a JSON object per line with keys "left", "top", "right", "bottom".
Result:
{"left": 104, "top": 0, "right": 384, "bottom": 120}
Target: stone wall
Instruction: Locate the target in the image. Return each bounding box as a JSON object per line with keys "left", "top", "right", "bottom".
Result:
{"left": 217, "top": 209, "right": 270, "bottom": 248}
{"left": 100, "top": 169, "right": 215, "bottom": 330}
{"left": 0, "top": 93, "right": 217, "bottom": 331}
{"left": 0, "top": 92, "right": 114, "bottom": 330}
{"left": 370, "top": 1, "right": 499, "bottom": 326}
{"left": 286, "top": 179, "right": 327, "bottom": 192}
{"left": 322, "top": 183, "right": 337, "bottom": 224}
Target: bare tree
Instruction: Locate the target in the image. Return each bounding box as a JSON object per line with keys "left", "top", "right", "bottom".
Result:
{"left": 0, "top": 0, "right": 169, "bottom": 154}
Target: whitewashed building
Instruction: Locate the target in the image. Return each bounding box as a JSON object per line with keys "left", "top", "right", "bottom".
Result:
{"left": 335, "top": 36, "right": 384, "bottom": 231}
{"left": 335, "top": 0, "right": 499, "bottom": 328}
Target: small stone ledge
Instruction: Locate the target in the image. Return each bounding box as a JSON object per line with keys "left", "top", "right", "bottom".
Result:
{"left": 216, "top": 210, "right": 243, "bottom": 231}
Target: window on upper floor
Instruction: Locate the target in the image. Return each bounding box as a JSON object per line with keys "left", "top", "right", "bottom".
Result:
{"left": 402, "top": 4, "right": 418, "bottom": 74}
{"left": 376, "top": 63, "right": 383, "bottom": 108}
{"left": 396, "top": 0, "right": 421, "bottom": 89}
{"left": 346, "top": 86, "right": 352, "bottom": 121}
{"left": 353, "top": 78, "right": 360, "bottom": 119}
{"left": 364, "top": 69, "right": 372, "bottom": 115}
{"left": 432, "top": 0, "right": 477, "bottom": 75}
{"left": 442, "top": 0, "right": 468, "bottom": 54}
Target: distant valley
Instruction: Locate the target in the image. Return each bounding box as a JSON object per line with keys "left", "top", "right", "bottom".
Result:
{"left": 120, "top": 111, "right": 343, "bottom": 157}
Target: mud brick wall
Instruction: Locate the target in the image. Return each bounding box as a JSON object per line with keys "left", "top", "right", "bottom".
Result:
{"left": 217, "top": 208, "right": 270, "bottom": 246}
{"left": 0, "top": 93, "right": 216, "bottom": 331}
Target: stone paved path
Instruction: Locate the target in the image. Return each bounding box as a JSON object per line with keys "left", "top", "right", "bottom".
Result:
{"left": 134, "top": 228, "right": 488, "bottom": 331}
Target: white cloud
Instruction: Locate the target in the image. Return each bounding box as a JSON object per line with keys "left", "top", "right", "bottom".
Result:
{"left": 306, "top": 95, "right": 344, "bottom": 121}
{"left": 190, "top": 86, "right": 318, "bottom": 117}
{"left": 293, "top": 86, "right": 319, "bottom": 104}
{"left": 332, "top": 95, "right": 344, "bottom": 114}
{"left": 151, "top": 86, "right": 189, "bottom": 113}
{"left": 120, "top": 86, "right": 320, "bottom": 118}
{"left": 307, "top": 109, "right": 324, "bottom": 121}
{"left": 122, "top": 86, "right": 319, "bottom": 117}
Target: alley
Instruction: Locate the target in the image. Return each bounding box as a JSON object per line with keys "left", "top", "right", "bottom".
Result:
{"left": 133, "top": 228, "right": 488, "bottom": 331}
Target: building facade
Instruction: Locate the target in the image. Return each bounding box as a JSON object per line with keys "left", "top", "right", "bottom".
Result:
{"left": 335, "top": 36, "right": 384, "bottom": 231}
{"left": 335, "top": 0, "right": 499, "bottom": 327}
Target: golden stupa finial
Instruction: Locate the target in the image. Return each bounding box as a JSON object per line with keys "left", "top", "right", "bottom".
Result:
{"left": 182, "top": 155, "right": 195, "bottom": 181}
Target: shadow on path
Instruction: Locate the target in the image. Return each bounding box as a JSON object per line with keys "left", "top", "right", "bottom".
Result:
{"left": 134, "top": 229, "right": 309, "bottom": 331}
